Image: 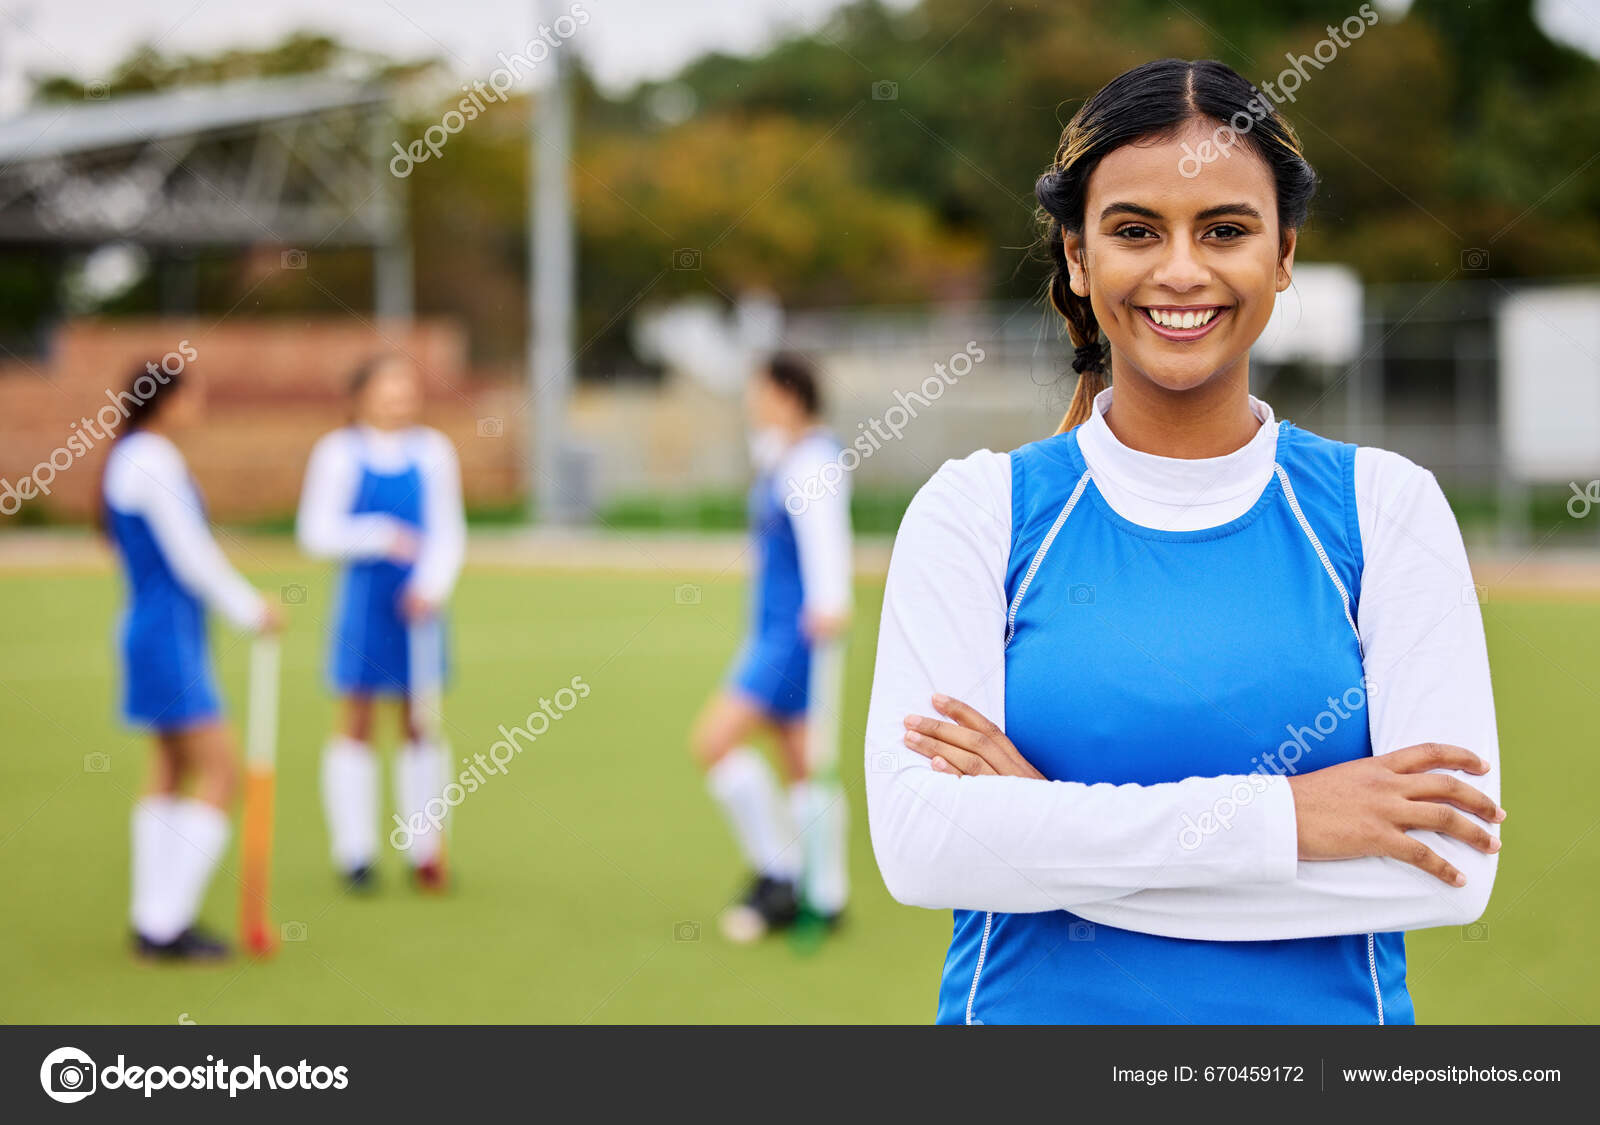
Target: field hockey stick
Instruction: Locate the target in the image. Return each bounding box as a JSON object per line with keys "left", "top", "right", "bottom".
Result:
{"left": 804, "top": 637, "right": 846, "bottom": 784}
{"left": 240, "top": 634, "right": 280, "bottom": 956}
{"left": 407, "top": 616, "right": 452, "bottom": 869}
{"left": 798, "top": 636, "right": 847, "bottom": 913}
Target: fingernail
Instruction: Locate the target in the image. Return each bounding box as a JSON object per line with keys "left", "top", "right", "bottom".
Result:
{"left": 931, "top": 756, "right": 947, "bottom": 772}
{"left": 1453, "top": 873, "right": 1466, "bottom": 887}
{"left": 1489, "top": 837, "right": 1502, "bottom": 853}
{"left": 1495, "top": 807, "right": 1507, "bottom": 822}
{"left": 904, "top": 731, "right": 920, "bottom": 745}
{"left": 903, "top": 714, "right": 920, "bottom": 728}
{"left": 932, "top": 693, "right": 950, "bottom": 707}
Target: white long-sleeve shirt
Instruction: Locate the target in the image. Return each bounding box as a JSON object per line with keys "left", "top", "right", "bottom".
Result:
{"left": 865, "top": 388, "right": 1500, "bottom": 940}
{"left": 102, "top": 431, "right": 266, "bottom": 630}
{"left": 296, "top": 425, "right": 466, "bottom": 603}
{"left": 777, "top": 429, "right": 854, "bottom": 619}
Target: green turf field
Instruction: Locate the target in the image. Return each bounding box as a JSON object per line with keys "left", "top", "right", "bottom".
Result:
{"left": 0, "top": 553, "right": 1595, "bottom": 1023}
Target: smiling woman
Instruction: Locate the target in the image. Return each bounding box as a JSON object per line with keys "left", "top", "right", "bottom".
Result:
{"left": 864, "top": 58, "right": 1504, "bottom": 1026}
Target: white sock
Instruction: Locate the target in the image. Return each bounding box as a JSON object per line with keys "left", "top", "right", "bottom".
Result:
{"left": 130, "top": 795, "right": 181, "bottom": 941}
{"left": 395, "top": 740, "right": 447, "bottom": 866}
{"left": 790, "top": 780, "right": 850, "bottom": 915}
{"left": 321, "top": 737, "right": 378, "bottom": 871}
{"left": 707, "top": 748, "right": 797, "bottom": 882}
{"left": 166, "top": 798, "right": 230, "bottom": 939}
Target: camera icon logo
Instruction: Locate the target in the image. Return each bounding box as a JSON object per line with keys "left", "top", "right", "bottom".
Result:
{"left": 477, "top": 417, "right": 504, "bottom": 438}
{"left": 1067, "top": 921, "right": 1096, "bottom": 942}
{"left": 674, "top": 583, "right": 701, "bottom": 606}
{"left": 1068, "top": 583, "right": 1095, "bottom": 605}
{"left": 40, "top": 1047, "right": 97, "bottom": 1103}
{"left": 84, "top": 81, "right": 110, "bottom": 101}
{"left": 1460, "top": 248, "right": 1489, "bottom": 271}
{"left": 871, "top": 80, "right": 899, "bottom": 101}
{"left": 281, "top": 249, "right": 308, "bottom": 270}
{"left": 672, "top": 248, "right": 701, "bottom": 271}
{"left": 1462, "top": 922, "right": 1490, "bottom": 942}
{"left": 674, "top": 920, "right": 700, "bottom": 942}
{"left": 83, "top": 752, "right": 111, "bottom": 773}
{"left": 281, "top": 583, "right": 307, "bottom": 605}
{"left": 281, "top": 921, "right": 309, "bottom": 942}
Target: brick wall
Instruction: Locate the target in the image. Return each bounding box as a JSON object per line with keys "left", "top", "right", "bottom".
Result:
{"left": 0, "top": 319, "right": 522, "bottom": 522}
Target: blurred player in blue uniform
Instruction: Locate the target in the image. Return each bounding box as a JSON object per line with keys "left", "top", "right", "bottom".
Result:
{"left": 297, "top": 355, "right": 465, "bottom": 893}
{"left": 102, "top": 365, "right": 281, "bottom": 960}
{"left": 690, "top": 354, "right": 854, "bottom": 942}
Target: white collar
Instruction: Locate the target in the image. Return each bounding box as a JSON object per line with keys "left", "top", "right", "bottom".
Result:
{"left": 1076, "top": 386, "right": 1279, "bottom": 506}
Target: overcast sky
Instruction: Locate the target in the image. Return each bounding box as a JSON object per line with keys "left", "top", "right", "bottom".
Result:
{"left": 2, "top": 0, "right": 1596, "bottom": 112}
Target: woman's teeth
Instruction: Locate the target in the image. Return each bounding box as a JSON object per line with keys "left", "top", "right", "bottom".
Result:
{"left": 1147, "top": 307, "right": 1221, "bottom": 329}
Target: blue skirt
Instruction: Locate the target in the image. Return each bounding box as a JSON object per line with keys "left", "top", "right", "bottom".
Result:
{"left": 330, "top": 561, "right": 448, "bottom": 695}
{"left": 119, "top": 602, "right": 222, "bottom": 730}
{"left": 728, "top": 628, "right": 811, "bottom": 721}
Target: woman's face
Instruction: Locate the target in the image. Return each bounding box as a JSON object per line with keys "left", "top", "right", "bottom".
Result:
{"left": 1064, "top": 118, "right": 1295, "bottom": 395}
{"left": 160, "top": 379, "right": 204, "bottom": 429}
{"left": 745, "top": 371, "right": 792, "bottom": 431}
{"left": 359, "top": 360, "right": 422, "bottom": 430}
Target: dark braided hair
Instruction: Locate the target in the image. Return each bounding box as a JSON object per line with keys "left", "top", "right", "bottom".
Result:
{"left": 762, "top": 351, "right": 822, "bottom": 419}
{"left": 1035, "top": 58, "right": 1318, "bottom": 433}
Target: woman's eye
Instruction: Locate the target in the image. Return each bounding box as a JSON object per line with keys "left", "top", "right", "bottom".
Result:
{"left": 1114, "top": 224, "right": 1154, "bottom": 240}
{"left": 1207, "top": 223, "right": 1246, "bottom": 240}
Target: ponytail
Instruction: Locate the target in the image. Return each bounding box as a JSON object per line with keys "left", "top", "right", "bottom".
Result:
{"left": 1040, "top": 207, "right": 1108, "bottom": 434}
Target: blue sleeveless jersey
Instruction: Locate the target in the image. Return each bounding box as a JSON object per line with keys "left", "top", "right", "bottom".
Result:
{"left": 330, "top": 431, "right": 429, "bottom": 694}
{"left": 729, "top": 464, "right": 811, "bottom": 719}
{"left": 936, "top": 422, "right": 1411, "bottom": 1025}
{"left": 105, "top": 471, "right": 222, "bottom": 730}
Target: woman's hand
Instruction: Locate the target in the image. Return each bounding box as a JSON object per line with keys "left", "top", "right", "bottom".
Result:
{"left": 902, "top": 694, "right": 1045, "bottom": 780}
{"left": 388, "top": 526, "right": 421, "bottom": 565}
{"left": 802, "top": 609, "right": 850, "bottom": 642}
{"left": 1289, "top": 742, "right": 1504, "bottom": 886}
{"left": 400, "top": 589, "right": 437, "bottom": 622}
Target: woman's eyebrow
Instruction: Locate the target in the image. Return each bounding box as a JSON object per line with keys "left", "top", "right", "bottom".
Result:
{"left": 1195, "top": 202, "right": 1264, "bottom": 221}
{"left": 1096, "top": 202, "right": 1265, "bottom": 222}
{"left": 1098, "top": 201, "right": 1162, "bottom": 221}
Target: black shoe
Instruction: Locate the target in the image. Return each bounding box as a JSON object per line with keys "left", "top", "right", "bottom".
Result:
{"left": 719, "top": 875, "right": 799, "bottom": 943}
{"left": 344, "top": 864, "right": 377, "bottom": 893}
{"left": 133, "top": 927, "right": 231, "bottom": 962}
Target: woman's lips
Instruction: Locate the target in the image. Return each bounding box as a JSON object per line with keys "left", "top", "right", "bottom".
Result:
{"left": 1138, "top": 305, "right": 1231, "bottom": 341}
